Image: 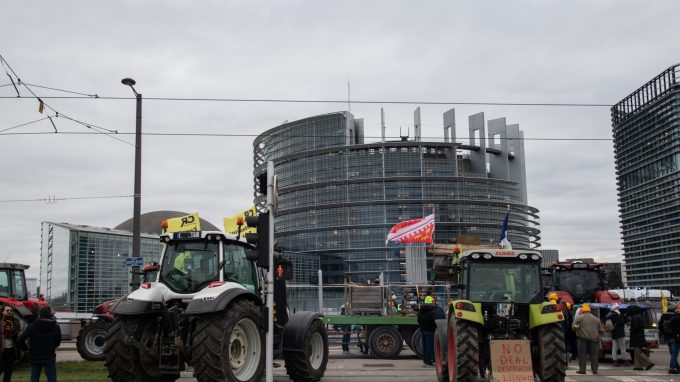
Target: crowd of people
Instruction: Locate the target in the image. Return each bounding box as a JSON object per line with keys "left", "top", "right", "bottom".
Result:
{"left": 549, "top": 292, "right": 680, "bottom": 375}
{"left": 0, "top": 305, "right": 61, "bottom": 382}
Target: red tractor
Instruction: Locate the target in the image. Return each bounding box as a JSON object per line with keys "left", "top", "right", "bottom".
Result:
{"left": 548, "top": 261, "right": 621, "bottom": 305}
{"left": 0, "top": 263, "right": 48, "bottom": 328}
{"left": 76, "top": 263, "right": 159, "bottom": 361}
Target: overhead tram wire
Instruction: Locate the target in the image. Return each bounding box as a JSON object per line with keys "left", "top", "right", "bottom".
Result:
{"left": 0, "top": 53, "right": 130, "bottom": 145}
{"left": 0, "top": 130, "right": 614, "bottom": 141}
{"left": 0, "top": 94, "right": 614, "bottom": 108}
{"left": 0, "top": 194, "right": 133, "bottom": 204}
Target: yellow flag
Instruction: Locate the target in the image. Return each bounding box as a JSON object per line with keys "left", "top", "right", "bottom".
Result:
{"left": 164, "top": 212, "right": 201, "bottom": 233}
{"left": 661, "top": 290, "right": 668, "bottom": 313}
{"left": 38, "top": 99, "right": 44, "bottom": 114}
{"left": 224, "top": 206, "right": 257, "bottom": 236}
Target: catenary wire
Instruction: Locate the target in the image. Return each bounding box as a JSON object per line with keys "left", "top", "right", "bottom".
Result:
{"left": 0, "top": 54, "right": 129, "bottom": 145}
{"left": 0, "top": 194, "right": 133, "bottom": 203}
{"left": 0, "top": 131, "right": 614, "bottom": 141}
{"left": 0, "top": 95, "right": 614, "bottom": 107}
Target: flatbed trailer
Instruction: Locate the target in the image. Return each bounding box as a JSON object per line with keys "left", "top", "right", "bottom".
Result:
{"left": 323, "top": 315, "right": 420, "bottom": 359}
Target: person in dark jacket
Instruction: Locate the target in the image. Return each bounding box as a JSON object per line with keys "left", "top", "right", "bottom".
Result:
{"left": 0, "top": 305, "right": 21, "bottom": 382}
{"left": 628, "top": 305, "right": 654, "bottom": 371}
{"left": 666, "top": 304, "right": 680, "bottom": 374}
{"left": 606, "top": 303, "right": 630, "bottom": 366}
{"left": 417, "top": 295, "right": 436, "bottom": 366}
{"left": 17, "top": 306, "right": 61, "bottom": 382}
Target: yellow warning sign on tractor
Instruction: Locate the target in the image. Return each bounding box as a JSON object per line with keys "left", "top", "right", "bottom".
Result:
{"left": 162, "top": 212, "right": 201, "bottom": 233}
{"left": 224, "top": 206, "right": 257, "bottom": 236}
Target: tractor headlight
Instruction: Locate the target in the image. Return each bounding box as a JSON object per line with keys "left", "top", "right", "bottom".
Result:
{"left": 519, "top": 254, "right": 528, "bottom": 260}
{"left": 542, "top": 304, "right": 562, "bottom": 314}
{"left": 471, "top": 253, "right": 481, "bottom": 259}
{"left": 454, "top": 302, "right": 476, "bottom": 312}
{"left": 531, "top": 254, "right": 540, "bottom": 260}
{"left": 483, "top": 254, "right": 492, "bottom": 259}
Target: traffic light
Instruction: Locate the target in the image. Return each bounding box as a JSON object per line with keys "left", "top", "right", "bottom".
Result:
{"left": 245, "top": 212, "right": 269, "bottom": 268}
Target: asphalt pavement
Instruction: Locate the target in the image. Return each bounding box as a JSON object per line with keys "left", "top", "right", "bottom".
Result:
{"left": 57, "top": 341, "right": 680, "bottom": 381}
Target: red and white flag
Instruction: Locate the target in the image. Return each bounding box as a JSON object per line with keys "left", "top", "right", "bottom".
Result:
{"left": 385, "top": 213, "right": 435, "bottom": 244}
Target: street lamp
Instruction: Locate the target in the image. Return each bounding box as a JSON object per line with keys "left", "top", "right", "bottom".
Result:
{"left": 121, "top": 78, "right": 142, "bottom": 271}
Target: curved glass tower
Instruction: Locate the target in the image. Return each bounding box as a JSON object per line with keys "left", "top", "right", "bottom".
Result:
{"left": 253, "top": 109, "right": 540, "bottom": 284}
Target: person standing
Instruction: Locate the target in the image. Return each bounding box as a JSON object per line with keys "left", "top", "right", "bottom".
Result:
{"left": 339, "top": 305, "right": 350, "bottom": 352}
{"left": 17, "top": 306, "right": 61, "bottom": 382}
{"left": 666, "top": 304, "right": 680, "bottom": 374}
{"left": 0, "top": 305, "right": 21, "bottom": 382}
{"left": 572, "top": 304, "right": 604, "bottom": 375}
{"left": 607, "top": 303, "right": 631, "bottom": 366}
{"left": 628, "top": 305, "right": 654, "bottom": 371}
{"left": 417, "top": 295, "right": 436, "bottom": 367}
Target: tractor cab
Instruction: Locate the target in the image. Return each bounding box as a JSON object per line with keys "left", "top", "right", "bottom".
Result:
{"left": 0, "top": 263, "right": 47, "bottom": 321}
{"left": 459, "top": 249, "right": 545, "bottom": 305}
{"left": 157, "top": 231, "right": 259, "bottom": 294}
{"left": 550, "top": 261, "right": 621, "bottom": 304}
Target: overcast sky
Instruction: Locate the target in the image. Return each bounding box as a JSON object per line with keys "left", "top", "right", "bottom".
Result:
{"left": 2, "top": 1, "right": 679, "bottom": 279}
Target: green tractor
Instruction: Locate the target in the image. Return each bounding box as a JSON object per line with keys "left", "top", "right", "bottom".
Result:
{"left": 433, "top": 248, "right": 567, "bottom": 382}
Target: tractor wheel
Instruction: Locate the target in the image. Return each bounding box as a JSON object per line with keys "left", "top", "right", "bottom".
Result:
{"left": 447, "top": 318, "right": 479, "bottom": 382}
{"left": 77, "top": 320, "right": 110, "bottom": 361}
{"left": 284, "top": 318, "right": 329, "bottom": 382}
{"left": 434, "top": 320, "right": 448, "bottom": 382}
{"left": 369, "top": 326, "right": 403, "bottom": 359}
{"left": 411, "top": 328, "right": 424, "bottom": 359}
{"left": 535, "top": 323, "right": 567, "bottom": 382}
{"left": 105, "top": 315, "right": 178, "bottom": 382}
{"left": 191, "top": 299, "right": 264, "bottom": 382}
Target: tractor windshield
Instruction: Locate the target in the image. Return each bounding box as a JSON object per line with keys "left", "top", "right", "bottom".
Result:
{"left": 467, "top": 261, "right": 542, "bottom": 303}
{"left": 553, "top": 269, "right": 601, "bottom": 301}
{"left": 160, "top": 241, "right": 219, "bottom": 293}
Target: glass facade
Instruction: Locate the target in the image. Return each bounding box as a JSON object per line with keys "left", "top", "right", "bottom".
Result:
{"left": 611, "top": 64, "right": 680, "bottom": 295}
{"left": 40, "top": 222, "right": 163, "bottom": 312}
{"left": 254, "top": 111, "right": 540, "bottom": 285}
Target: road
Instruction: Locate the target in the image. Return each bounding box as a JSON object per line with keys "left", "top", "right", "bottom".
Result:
{"left": 57, "top": 342, "right": 678, "bottom": 381}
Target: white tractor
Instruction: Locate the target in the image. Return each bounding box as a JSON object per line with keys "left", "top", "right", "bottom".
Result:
{"left": 104, "top": 229, "right": 328, "bottom": 382}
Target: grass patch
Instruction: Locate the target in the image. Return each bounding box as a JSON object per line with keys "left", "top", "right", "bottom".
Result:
{"left": 11, "top": 361, "right": 109, "bottom": 381}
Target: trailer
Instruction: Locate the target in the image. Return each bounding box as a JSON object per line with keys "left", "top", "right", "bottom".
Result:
{"left": 323, "top": 283, "right": 449, "bottom": 359}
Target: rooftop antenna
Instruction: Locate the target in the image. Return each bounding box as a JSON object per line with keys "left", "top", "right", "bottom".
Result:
{"left": 347, "top": 74, "right": 351, "bottom": 112}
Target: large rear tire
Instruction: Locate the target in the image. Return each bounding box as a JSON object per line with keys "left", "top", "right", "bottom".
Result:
{"left": 284, "top": 318, "right": 329, "bottom": 382}
{"left": 191, "top": 299, "right": 264, "bottom": 382}
{"left": 77, "top": 320, "right": 110, "bottom": 361}
{"left": 105, "top": 315, "right": 178, "bottom": 382}
{"left": 369, "top": 326, "right": 403, "bottom": 359}
{"left": 447, "top": 318, "right": 479, "bottom": 382}
{"left": 411, "top": 328, "right": 423, "bottom": 359}
{"left": 434, "top": 320, "right": 448, "bottom": 382}
{"left": 535, "top": 323, "right": 566, "bottom": 382}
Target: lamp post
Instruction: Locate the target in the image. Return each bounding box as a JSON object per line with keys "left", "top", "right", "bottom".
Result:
{"left": 121, "top": 78, "right": 142, "bottom": 277}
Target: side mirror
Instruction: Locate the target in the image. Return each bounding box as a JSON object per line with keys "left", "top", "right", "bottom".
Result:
{"left": 245, "top": 249, "right": 258, "bottom": 262}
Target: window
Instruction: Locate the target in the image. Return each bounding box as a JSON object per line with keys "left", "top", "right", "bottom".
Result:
{"left": 160, "top": 242, "right": 219, "bottom": 293}
{"left": 0, "top": 271, "right": 9, "bottom": 297}
{"left": 223, "top": 243, "right": 258, "bottom": 292}
{"left": 11, "top": 271, "right": 26, "bottom": 301}
{"left": 467, "top": 260, "right": 541, "bottom": 303}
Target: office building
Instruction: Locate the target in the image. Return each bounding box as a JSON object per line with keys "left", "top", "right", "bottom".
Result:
{"left": 540, "top": 249, "right": 559, "bottom": 268}
{"left": 611, "top": 64, "right": 680, "bottom": 295}
{"left": 253, "top": 109, "right": 540, "bottom": 285}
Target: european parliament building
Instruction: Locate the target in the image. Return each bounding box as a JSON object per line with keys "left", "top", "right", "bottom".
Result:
{"left": 253, "top": 109, "right": 540, "bottom": 285}
{"left": 612, "top": 64, "right": 680, "bottom": 294}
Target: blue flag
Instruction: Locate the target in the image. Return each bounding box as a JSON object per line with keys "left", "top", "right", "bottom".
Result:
{"left": 499, "top": 208, "right": 512, "bottom": 249}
